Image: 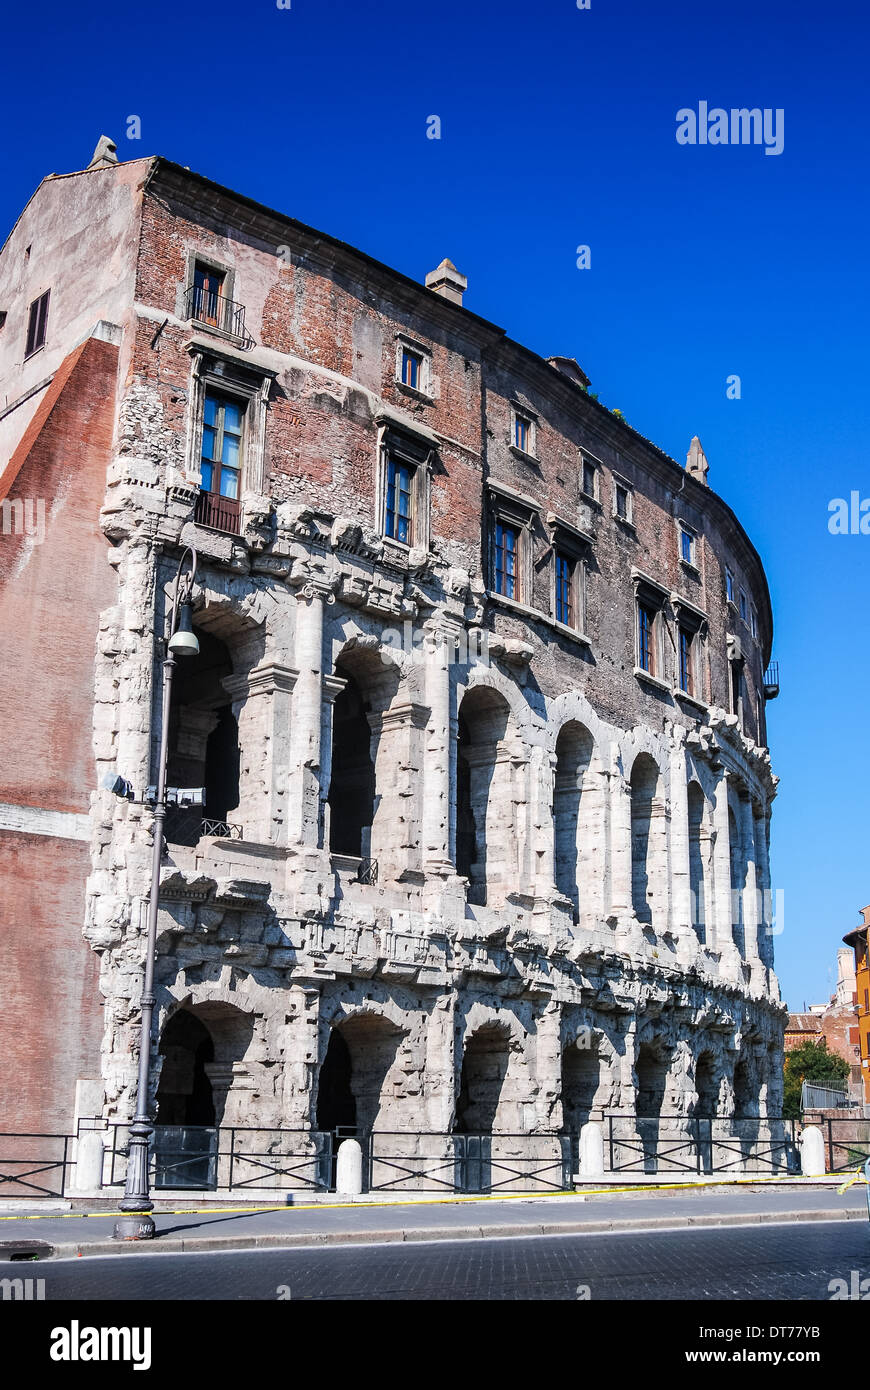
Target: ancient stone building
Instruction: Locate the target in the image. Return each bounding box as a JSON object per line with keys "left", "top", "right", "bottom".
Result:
{"left": 0, "top": 140, "right": 785, "bottom": 1163}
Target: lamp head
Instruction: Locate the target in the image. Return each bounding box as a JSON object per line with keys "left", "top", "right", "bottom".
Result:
{"left": 168, "top": 601, "right": 200, "bottom": 657}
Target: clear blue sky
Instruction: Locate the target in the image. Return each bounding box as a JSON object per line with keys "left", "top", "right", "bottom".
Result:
{"left": 2, "top": 0, "right": 867, "bottom": 1009}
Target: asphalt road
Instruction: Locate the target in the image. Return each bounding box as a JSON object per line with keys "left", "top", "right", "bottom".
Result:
{"left": 9, "top": 1218, "right": 869, "bottom": 1301}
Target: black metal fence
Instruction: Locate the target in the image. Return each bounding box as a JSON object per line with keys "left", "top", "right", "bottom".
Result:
{"left": 3, "top": 1115, "right": 867, "bottom": 1198}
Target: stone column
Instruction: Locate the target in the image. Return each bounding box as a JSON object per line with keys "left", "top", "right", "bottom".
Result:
{"left": 711, "top": 769, "right": 736, "bottom": 967}
{"left": 223, "top": 663, "right": 297, "bottom": 846}
{"left": 668, "top": 739, "right": 692, "bottom": 938}
{"left": 739, "top": 792, "right": 760, "bottom": 962}
{"left": 281, "top": 986, "right": 321, "bottom": 1130}
{"left": 367, "top": 701, "right": 430, "bottom": 882}
{"left": 530, "top": 745, "right": 558, "bottom": 902}
{"left": 421, "top": 622, "right": 457, "bottom": 873}
{"left": 754, "top": 799, "right": 773, "bottom": 966}
{"left": 607, "top": 750, "right": 633, "bottom": 922}
{"left": 288, "top": 582, "right": 333, "bottom": 847}
{"left": 534, "top": 1002, "right": 563, "bottom": 1130}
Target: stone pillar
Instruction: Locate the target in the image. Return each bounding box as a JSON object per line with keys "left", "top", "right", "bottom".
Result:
{"left": 425, "top": 994, "right": 456, "bottom": 1131}
{"left": 368, "top": 701, "right": 430, "bottom": 882}
{"left": 288, "top": 583, "right": 332, "bottom": 847}
{"left": 422, "top": 622, "right": 458, "bottom": 873}
{"left": 282, "top": 985, "right": 321, "bottom": 1129}
{"left": 223, "top": 663, "right": 297, "bottom": 846}
{"left": 739, "top": 792, "right": 760, "bottom": 961}
{"left": 754, "top": 800, "right": 773, "bottom": 966}
{"left": 669, "top": 739, "right": 692, "bottom": 939}
{"left": 534, "top": 1002, "right": 563, "bottom": 1130}
{"left": 607, "top": 749, "right": 633, "bottom": 921}
{"left": 530, "top": 746, "right": 558, "bottom": 902}
{"left": 711, "top": 769, "right": 735, "bottom": 962}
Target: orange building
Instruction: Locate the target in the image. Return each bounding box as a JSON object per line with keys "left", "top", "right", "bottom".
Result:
{"left": 843, "top": 906, "right": 870, "bottom": 1108}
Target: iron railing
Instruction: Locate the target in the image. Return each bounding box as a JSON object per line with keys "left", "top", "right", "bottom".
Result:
{"left": 12, "top": 1114, "right": 868, "bottom": 1198}
{"left": 193, "top": 489, "right": 241, "bottom": 535}
{"left": 802, "top": 1080, "right": 850, "bottom": 1111}
{"left": 604, "top": 1114, "right": 800, "bottom": 1177}
{"left": 763, "top": 661, "right": 780, "bottom": 699}
{"left": 163, "top": 805, "right": 243, "bottom": 847}
{"left": 357, "top": 857, "right": 378, "bottom": 885}
{"left": 184, "top": 285, "right": 253, "bottom": 349}
{"left": 0, "top": 1133, "right": 73, "bottom": 1199}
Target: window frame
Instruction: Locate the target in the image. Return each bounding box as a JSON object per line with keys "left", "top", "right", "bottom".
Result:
{"left": 510, "top": 404, "right": 537, "bottom": 459}
{"left": 613, "top": 473, "right": 634, "bottom": 525}
{"left": 632, "top": 570, "right": 670, "bottom": 686}
{"left": 375, "top": 421, "right": 435, "bottom": 550}
{"left": 200, "top": 391, "right": 245, "bottom": 503}
{"left": 184, "top": 344, "right": 275, "bottom": 510}
{"left": 679, "top": 523, "right": 697, "bottom": 568}
{"left": 672, "top": 597, "right": 708, "bottom": 705}
{"left": 581, "top": 457, "right": 598, "bottom": 502}
{"left": 395, "top": 335, "right": 433, "bottom": 399}
{"left": 725, "top": 567, "right": 735, "bottom": 604}
{"left": 739, "top": 588, "right": 749, "bottom": 623}
{"left": 487, "top": 484, "right": 538, "bottom": 607}
{"left": 24, "top": 289, "right": 50, "bottom": 359}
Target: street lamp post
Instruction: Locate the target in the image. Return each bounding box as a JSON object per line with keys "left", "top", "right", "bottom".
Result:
{"left": 113, "top": 548, "right": 200, "bottom": 1241}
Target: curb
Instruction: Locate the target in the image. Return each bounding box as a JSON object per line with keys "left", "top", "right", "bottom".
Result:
{"left": 27, "top": 1203, "right": 868, "bottom": 1261}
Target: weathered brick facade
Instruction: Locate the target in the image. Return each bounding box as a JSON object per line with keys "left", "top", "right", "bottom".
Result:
{"left": 0, "top": 147, "right": 786, "bottom": 1159}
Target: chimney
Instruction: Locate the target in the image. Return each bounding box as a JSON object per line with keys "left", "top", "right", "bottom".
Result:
{"left": 425, "top": 258, "right": 467, "bottom": 306}
{"left": 88, "top": 136, "right": 119, "bottom": 171}
{"left": 686, "top": 435, "right": 709, "bottom": 486}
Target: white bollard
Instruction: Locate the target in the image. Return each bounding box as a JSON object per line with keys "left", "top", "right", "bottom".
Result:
{"left": 799, "top": 1125, "right": 826, "bottom": 1177}
{"left": 579, "top": 1121, "right": 605, "bottom": 1179}
{"left": 335, "top": 1138, "right": 364, "bottom": 1196}
{"left": 72, "top": 1132, "right": 105, "bottom": 1193}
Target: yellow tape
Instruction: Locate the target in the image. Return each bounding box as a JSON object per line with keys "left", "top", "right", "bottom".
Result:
{"left": 836, "top": 1167, "right": 869, "bottom": 1196}
{"left": 0, "top": 1168, "right": 841, "bottom": 1222}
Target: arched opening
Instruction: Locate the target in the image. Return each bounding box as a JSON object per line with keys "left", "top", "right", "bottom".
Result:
{"left": 316, "top": 1027, "right": 356, "bottom": 1132}
{"left": 456, "top": 687, "right": 516, "bottom": 906}
{"left": 554, "top": 722, "right": 594, "bottom": 922}
{"left": 454, "top": 1023, "right": 512, "bottom": 1133}
{"left": 155, "top": 1009, "right": 216, "bottom": 1126}
{"left": 694, "top": 1052, "right": 720, "bottom": 1116}
{"left": 635, "top": 1042, "right": 669, "bottom": 1119}
{"left": 316, "top": 1014, "right": 407, "bottom": 1135}
{"left": 630, "top": 754, "right": 661, "bottom": 926}
{"left": 733, "top": 1055, "right": 755, "bottom": 1116}
{"left": 166, "top": 626, "right": 240, "bottom": 844}
{"left": 561, "top": 1039, "right": 600, "bottom": 1132}
{"left": 729, "top": 804, "right": 746, "bottom": 956}
{"left": 328, "top": 666, "right": 376, "bottom": 858}
{"left": 687, "top": 781, "right": 707, "bottom": 944}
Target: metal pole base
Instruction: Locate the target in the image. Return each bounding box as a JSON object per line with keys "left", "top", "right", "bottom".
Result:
{"left": 113, "top": 1214, "right": 157, "bottom": 1241}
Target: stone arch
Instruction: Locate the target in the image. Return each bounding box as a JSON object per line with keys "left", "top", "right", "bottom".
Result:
{"left": 317, "top": 996, "right": 425, "bottom": 1134}
{"left": 629, "top": 751, "right": 667, "bottom": 929}
{"left": 327, "top": 640, "right": 404, "bottom": 871}
{"left": 155, "top": 1000, "right": 255, "bottom": 1128}
{"left": 728, "top": 793, "right": 747, "bottom": 958}
{"left": 456, "top": 684, "right": 523, "bottom": 906}
{"left": 692, "top": 1048, "right": 724, "bottom": 1116}
{"left": 635, "top": 1038, "right": 671, "bottom": 1119}
{"left": 553, "top": 720, "right": 596, "bottom": 923}
{"left": 455, "top": 1004, "right": 530, "bottom": 1134}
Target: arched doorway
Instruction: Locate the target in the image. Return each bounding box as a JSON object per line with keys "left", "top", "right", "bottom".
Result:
{"left": 454, "top": 1023, "right": 512, "bottom": 1133}
{"left": 166, "top": 626, "right": 240, "bottom": 845}
{"left": 630, "top": 754, "right": 661, "bottom": 927}
{"left": 687, "top": 781, "right": 707, "bottom": 944}
{"left": 328, "top": 666, "right": 376, "bottom": 858}
{"left": 155, "top": 1009, "right": 216, "bottom": 1126}
{"left": 456, "top": 687, "right": 516, "bottom": 906}
{"left": 554, "top": 722, "right": 593, "bottom": 922}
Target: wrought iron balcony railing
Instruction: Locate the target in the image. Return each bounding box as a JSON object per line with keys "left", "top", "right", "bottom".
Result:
{"left": 763, "top": 661, "right": 780, "bottom": 700}
{"left": 184, "top": 285, "right": 254, "bottom": 349}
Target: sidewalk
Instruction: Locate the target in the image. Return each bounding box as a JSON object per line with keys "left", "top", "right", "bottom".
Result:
{"left": 0, "top": 1183, "right": 866, "bottom": 1261}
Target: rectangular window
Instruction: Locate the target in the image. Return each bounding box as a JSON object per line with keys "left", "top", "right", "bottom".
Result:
{"left": 196, "top": 391, "right": 243, "bottom": 533}
{"left": 555, "top": 552, "right": 575, "bottom": 627}
{"left": 494, "top": 520, "right": 520, "bottom": 600}
{"left": 191, "top": 264, "right": 225, "bottom": 328}
{"left": 514, "top": 414, "right": 531, "bottom": 453}
{"left": 400, "top": 347, "right": 423, "bottom": 390}
{"left": 679, "top": 627, "right": 694, "bottom": 695}
{"left": 750, "top": 606, "right": 759, "bottom": 639}
{"left": 615, "top": 482, "right": 631, "bottom": 521}
{"left": 731, "top": 661, "right": 742, "bottom": 717}
{"left": 386, "top": 455, "right": 414, "bottom": 544}
{"left": 739, "top": 589, "right": 748, "bottom": 622}
{"left": 680, "top": 527, "right": 695, "bottom": 565}
{"left": 725, "top": 568, "right": 735, "bottom": 603}
{"left": 638, "top": 602, "right": 656, "bottom": 675}
{"left": 25, "top": 290, "right": 50, "bottom": 357}
{"left": 582, "top": 460, "right": 596, "bottom": 499}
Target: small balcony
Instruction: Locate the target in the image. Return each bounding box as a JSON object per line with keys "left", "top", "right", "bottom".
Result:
{"left": 194, "top": 489, "right": 241, "bottom": 536}
{"left": 184, "top": 284, "right": 254, "bottom": 350}
{"left": 763, "top": 661, "right": 780, "bottom": 700}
